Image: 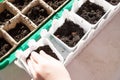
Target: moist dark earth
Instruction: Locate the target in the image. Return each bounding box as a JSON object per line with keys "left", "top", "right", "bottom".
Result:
{"left": 0, "top": 38, "right": 12, "bottom": 58}
{"left": 106, "top": 0, "right": 120, "bottom": 5}
{"left": 34, "top": 45, "right": 59, "bottom": 60}
{"left": 25, "top": 5, "right": 49, "bottom": 25}
{"left": 76, "top": 0, "right": 105, "bottom": 24}
{"left": 12, "top": 0, "right": 32, "bottom": 10}
{"left": 54, "top": 19, "right": 85, "bottom": 47}
{"left": 44, "top": 0, "right": 66, "bottom": 10}
{"left": 8, "top": 23, "right": 30, "bottom": 42}
{"left": 0, "top": 9, "right": 14, "bottom": 25}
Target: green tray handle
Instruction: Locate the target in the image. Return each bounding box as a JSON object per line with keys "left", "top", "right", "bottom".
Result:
{"left": 0, "top": 60, "right": 9, "bottom": 70}
{"left": 0, "top": 52, "right": 16, "bottom": 70}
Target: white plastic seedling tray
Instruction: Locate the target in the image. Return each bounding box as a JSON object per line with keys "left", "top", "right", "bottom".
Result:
{"left": 66, "top": 11, "right": 120, "bottom": 80}
{"left": 71, "top": 0, "right": 113, "bottom": 28}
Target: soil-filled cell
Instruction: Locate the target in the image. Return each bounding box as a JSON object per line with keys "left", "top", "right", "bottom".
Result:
{"left": 76, "top": 0, "right": 105, "bottom": 24}
{"left": 8, "top": 23, "right": 31, "bottom": 42}
{"left": 54, "top": 19, "right": 85, "bottom": 47}
{"left": 44, "top": 0, "right": 66, "bottom": 10}
{"left": 25, "top": 5, "right": 49, "bottom": 25}
{"left": 0, "top": 38, "right": 12, "bottom": 58}
{"left": 106, "top": 0, "right": 120, "bottom": 5}
{"left": 0, "top": 9, "right": 14, "bottom": 25}
{"left": 11, "top": 0, "right": 32, "bottom": 10}
{"left": 35, "top": 45, "right": 59, "bottom": 60}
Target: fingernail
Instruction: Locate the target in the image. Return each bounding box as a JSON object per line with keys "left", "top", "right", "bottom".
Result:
{"left": 40, "top": 50, "right": 43, "bottom": 54}
{"left": 31, "top": 51, "right": 38, "bottom": 56}
{"left": 40, "top": 50, "right": 46, "bottom": 54}
{"left": 27, "top": 59, "right": 30, "bottom": 65}
{"left": 27, "top": 59, "right": 29, "bottom": 63}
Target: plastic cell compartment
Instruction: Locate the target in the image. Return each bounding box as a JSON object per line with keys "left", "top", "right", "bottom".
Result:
{"left": 49, "top": 10, "right": 92, "bottom": 52}
{"left": 71, "top": 0, "right": 113, "bottom": 28}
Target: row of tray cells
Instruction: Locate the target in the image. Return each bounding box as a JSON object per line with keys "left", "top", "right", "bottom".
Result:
{"left": 47, "top": 0, "right": 119, "bottom": 51}
{"left": 0, "top": 0, "right": 68, "bottom": 60}
{"left": 0, "top": 0, "right": 68, "bottom": 27}
{"left": 0, "top": 0, "right": 120, "bottom": 60}
{"left": 33, "top": 0, "right": 120, "bottom": 60}
{"left": 7, "top": 0, "right": 67, "bottom": 11}
{"left": 105, "top": 0, "right": 120, "bottom": 5}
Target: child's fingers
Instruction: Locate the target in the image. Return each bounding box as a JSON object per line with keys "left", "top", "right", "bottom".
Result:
{"left": 30, "top": 51, "right": 47, "bottom": 64}
{"left": 27, "top": 60, "right": 38, "bottom": 80}
{"left": 39, "top": 50, "right": 58, "bottom": 62}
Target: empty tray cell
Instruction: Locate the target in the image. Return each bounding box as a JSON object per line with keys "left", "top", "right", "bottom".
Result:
{"left": 105, "top": 0, "right": 120, "bottom": 5}
{"left": 25, "top": 5, "right": 49, "bottom": 26}
{"left": 7, "top": 23, "right": 30, "bottom": 42}
{"left": 0, "top": 38, "right": 12, "bottom": 58}
{"left": 8, "top": 0, "right": 33, "bottom": 10}
{"left": 54, "top": 19, "right": 85, "bottom": 47}
{"left": 34, "top": 45, "right": 59, "bottom": 60}
{"left": 76, "top": 0, "right": 105, "bottom": 24}
{"left": 43, "top": 0, "right": 66, "bottom": 10}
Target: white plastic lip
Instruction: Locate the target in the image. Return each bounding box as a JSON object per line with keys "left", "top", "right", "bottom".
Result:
{"left": 71, "top": 0, "right": 113, "bottom": 28}
{"left": 40, "top": 29, "right": 72, "bottom": 59}
{"left": 104, "top": 0, "right": 120, "bottom": 7}
{"left": 49, "top": 10, "right": 92, "bottom": 51}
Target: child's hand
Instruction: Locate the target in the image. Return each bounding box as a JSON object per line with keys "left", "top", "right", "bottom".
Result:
{"left": 27, "top": 51, "right": 71, "bottom": 80}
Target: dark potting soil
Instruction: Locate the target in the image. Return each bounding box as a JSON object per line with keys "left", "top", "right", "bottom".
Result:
{"left": 25, "top": 5, "right": 49, "bottom": 25}
{"left": 106, "top": 0, "right": 120, "bottom": 5}
{"left": 0, "top": 9, "right": 14, "bottom": 25}
{"left": 12, "top": 0, "right": 32, "bottom": 10}
{"left": 44, "top": 0, "right": 66, "bottom": 10}
{"left": 8, "top": 23, "right": 30, "bottom": 42}
{"left": 54, "top": 19, "right": 85, "bottom": 47}
{"left": 0, "top": 38, "right": 12, "bottom": 58}
{"left": 35, "top": 45, "right": 59, "bottom": 60}
{"left": 76, "top": 0, "right": 105, "bottom": 24}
